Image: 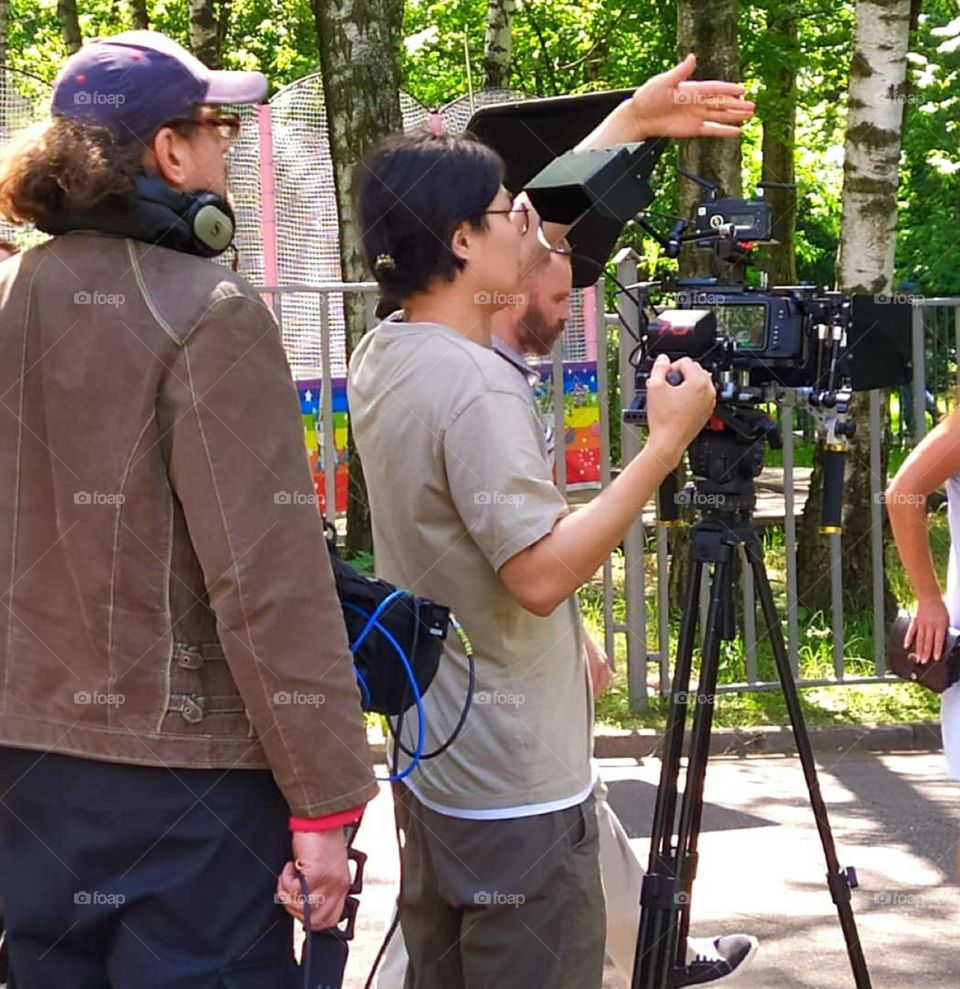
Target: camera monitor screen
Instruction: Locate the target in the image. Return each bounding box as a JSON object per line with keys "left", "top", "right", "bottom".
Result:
{"left": 703, "top": 303, "right": 767, "bottom": 350}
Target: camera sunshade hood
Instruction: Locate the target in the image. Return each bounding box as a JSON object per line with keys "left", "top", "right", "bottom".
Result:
{"left": 467, "top": 91, "right": 665, "bottom": 288}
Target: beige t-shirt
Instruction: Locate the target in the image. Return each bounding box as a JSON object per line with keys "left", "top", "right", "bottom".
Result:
{"left": 348, "top": 319, "right": 593, "bottom": 817}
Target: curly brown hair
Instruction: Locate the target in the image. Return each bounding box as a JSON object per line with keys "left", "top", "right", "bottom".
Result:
{"left": 0, "top": 116, "right": 144, "bottom": 227}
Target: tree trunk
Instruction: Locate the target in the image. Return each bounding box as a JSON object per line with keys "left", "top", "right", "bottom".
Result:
{"left": 57, "top": 0, "right": 82, "bottom": 54}
{"left": 482, "top": 0, "right": 515, "bottom": 89}
{"left": 677, "top": 0, "right": 742, "bottom": 281}
{"left": 0, "top": 0, "right": 8, "bottom": 66}
{"left": 313, "top": 0, "right": 404, "bottom": 557}
{"left": 129, "top": 0, "right": 149, "bottom": 30}
{"left": 759, "top": 7, "right": 798, "bottom": 287}
{"left": 669, "top": 0, "right": 742, "bottom": 604}
{"left": 188, "top": 0, "right": 221, "bottom": 69}
{"left": 796, "top": 0, "right": 910, "bottom": 615}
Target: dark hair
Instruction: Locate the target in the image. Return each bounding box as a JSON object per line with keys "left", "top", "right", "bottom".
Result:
{"left": 0, "top": 117, "right": 142, "bottom": 227}
{"left": 375, "top": 294, "right": 402, "bottom": 320}
{"left": 358, "top": 131, "right": 504, "bottom": 300}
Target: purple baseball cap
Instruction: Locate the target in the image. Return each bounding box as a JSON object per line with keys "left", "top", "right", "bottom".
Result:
{"left": 51, "top": 31, "right": 267, "bottom": 142}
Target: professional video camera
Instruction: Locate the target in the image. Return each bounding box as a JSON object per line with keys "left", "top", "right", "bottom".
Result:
{"left": 623, "top": 174, "right": 911, "bottom": 413}
{"left": 619, "top": 177, "right": 912, "bottom": 530}
{"left": 469, "top": 91, "right": 911, "bottom": 465}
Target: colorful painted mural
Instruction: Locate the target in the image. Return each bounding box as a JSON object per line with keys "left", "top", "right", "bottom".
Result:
{"left": 297, "top": 361, "right": 602, "bottom": 516}
{"left": 532, "top": 361, "right": 602, "bottom": 489}
{"left": 297, "top": 378, "right": 350, "bottom": 515}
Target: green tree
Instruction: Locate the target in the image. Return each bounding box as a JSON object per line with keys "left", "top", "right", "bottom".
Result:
{"left": 797, "top": 0, "right": 912, "bottom": 616}
{"left": 894, "top": 1, "right": 960, "bottom": 295}
{"left": 313, "top": 0, "right": 404, "bottom": 555}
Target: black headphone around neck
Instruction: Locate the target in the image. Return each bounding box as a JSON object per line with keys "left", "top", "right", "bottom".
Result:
{"left": 132, "top": 175, "right": 236, "bottom": 258}
{"left": 38, "top": 174, "right": 236, "bottom": 260}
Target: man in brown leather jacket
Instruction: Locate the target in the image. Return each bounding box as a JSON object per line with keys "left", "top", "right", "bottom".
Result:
{"left": 0, "top": 32, "right": 376, "bottom": 988}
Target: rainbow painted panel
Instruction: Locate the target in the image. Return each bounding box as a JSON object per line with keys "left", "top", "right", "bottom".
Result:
{"left": 532, "top": 361, "right": 601, "bottom": 488}
{"left": 296, "top": 361, "right": 602, "bottom": 517}
{"left": 297, "top": 377, "right": 349, "bottom": 516}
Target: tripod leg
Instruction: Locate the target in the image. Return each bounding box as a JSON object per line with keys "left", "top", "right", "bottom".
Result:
{"left": 745, "top": 535, "right": 872, "bottom": 988}
{"left": 633, "top": 551, "right": 705, "bottom": 989}
{"left": 673, "top": 552, "right": 731, "bottom": 957}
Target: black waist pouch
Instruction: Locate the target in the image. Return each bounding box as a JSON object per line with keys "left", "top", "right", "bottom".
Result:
{"left": 325, "top": 531, "right": 449, "bottom": 716}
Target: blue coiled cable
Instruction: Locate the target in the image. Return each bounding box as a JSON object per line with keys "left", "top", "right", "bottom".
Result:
{"left": 342, "top": 595, "right": 425, "bottom": 782}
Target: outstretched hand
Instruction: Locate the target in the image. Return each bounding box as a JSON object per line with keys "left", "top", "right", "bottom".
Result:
{"left": 630, "top": 54, "right": 755, "bottom": 139}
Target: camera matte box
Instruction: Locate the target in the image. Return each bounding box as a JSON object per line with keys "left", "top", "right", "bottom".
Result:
{"left": 842, "top": 297, "right": 913, "bottom": 391}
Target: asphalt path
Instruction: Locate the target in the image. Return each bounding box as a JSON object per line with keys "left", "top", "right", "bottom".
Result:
{"left": 344, "top": 751, "right": 960, "bottom": 989}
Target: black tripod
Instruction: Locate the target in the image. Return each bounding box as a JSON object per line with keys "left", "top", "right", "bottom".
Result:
{"left": 632, "top": 405, "right": 871, "bottom": 989}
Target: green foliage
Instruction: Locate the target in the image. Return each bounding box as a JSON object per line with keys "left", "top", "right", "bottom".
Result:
{"left": 896, "top": 2, "right": 960, "bottom": 295}
{"left": 5, "top": 0, "right": 319, "bottom": 92}
{"left": 14, "top": 0, "right": 958, "bottom": 300}
{"left": 400, "top": 0, "right": 678, "bottom": 107}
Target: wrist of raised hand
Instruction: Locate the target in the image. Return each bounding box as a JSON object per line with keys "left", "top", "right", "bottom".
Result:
{"left": 641, "top": 435, "right": 684, "bottom": 476}
{"left": 622, "top": 95, "right": 650, "bottom": 141}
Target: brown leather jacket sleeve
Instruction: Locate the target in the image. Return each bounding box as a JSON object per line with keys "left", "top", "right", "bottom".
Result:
{"left": 157, "top": 291, "right": 378, "bottom": 817}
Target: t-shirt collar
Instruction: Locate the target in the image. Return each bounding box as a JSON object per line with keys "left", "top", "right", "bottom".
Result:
{"left": 492, "top": 336, "right": 541, "bottom": 388}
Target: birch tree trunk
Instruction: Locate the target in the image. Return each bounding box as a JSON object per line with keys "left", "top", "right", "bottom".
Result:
{"left": 313, "top": 0, "right": 404, "bottom": 555}
{"left": 188, "top": 0, "right": 221, "bottom": 69}
{"left": 797, "top": 0, "right": 911, "bottom": 615}
{"left": 57, "top": 0, "right": 82, "bottom": 55}
{"left": 482, "top": 0, "right": 515, "bottom": 89}
{"left": 129, "top": 0, "right": 149, "bottom": 30}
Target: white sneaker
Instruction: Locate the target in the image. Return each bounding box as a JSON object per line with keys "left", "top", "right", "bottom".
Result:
{"left": 675, "top": 934, "right": 759, "bottom": 985}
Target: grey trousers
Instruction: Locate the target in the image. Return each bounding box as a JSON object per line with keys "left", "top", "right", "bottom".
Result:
{"left": 381, "top": 778, "right": 698, "bottom": 987}
{"left": 394, "top": 784, "right": 605, "bottom": 989}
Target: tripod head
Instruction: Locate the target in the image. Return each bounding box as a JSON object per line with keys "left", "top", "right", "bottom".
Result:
{"left": 656, "top": 397, "right": 781, "bottom": 524}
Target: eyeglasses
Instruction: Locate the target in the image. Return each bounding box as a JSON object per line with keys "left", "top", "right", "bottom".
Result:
{"left": 483, "top": 203, "right": 529, "bottom": 236}
{"left": 545, "top": 234, "right": 573, "bottom": 256}
{"left": 168, "top": 110, "right": 242, "bottom": 143}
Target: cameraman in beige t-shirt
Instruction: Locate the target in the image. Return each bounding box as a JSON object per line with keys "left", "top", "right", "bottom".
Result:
{"left": 351, "top": 62, "right": 752, "bottom": 989}
{"left": 350, "top": 140, "right": 712, "bottom": 989}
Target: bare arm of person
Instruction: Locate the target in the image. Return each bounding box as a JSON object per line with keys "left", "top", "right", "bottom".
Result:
{"left": 886, "top": 409, "right": 960, "bottom": 661}
{"left": 499, "top": 357, "right": 715, "bottom": 615}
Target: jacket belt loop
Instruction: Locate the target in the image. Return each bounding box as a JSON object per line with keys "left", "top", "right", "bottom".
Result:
{"left": 174, "top": 644, "right": 204, "bottom": 670}
{"left": 180, "top": 695, "right": 206, "bottom": 724}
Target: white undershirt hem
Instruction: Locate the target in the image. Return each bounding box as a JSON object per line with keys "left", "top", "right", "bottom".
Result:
{"left": 402, "top": 777, "right": 595, "bottom": 821}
